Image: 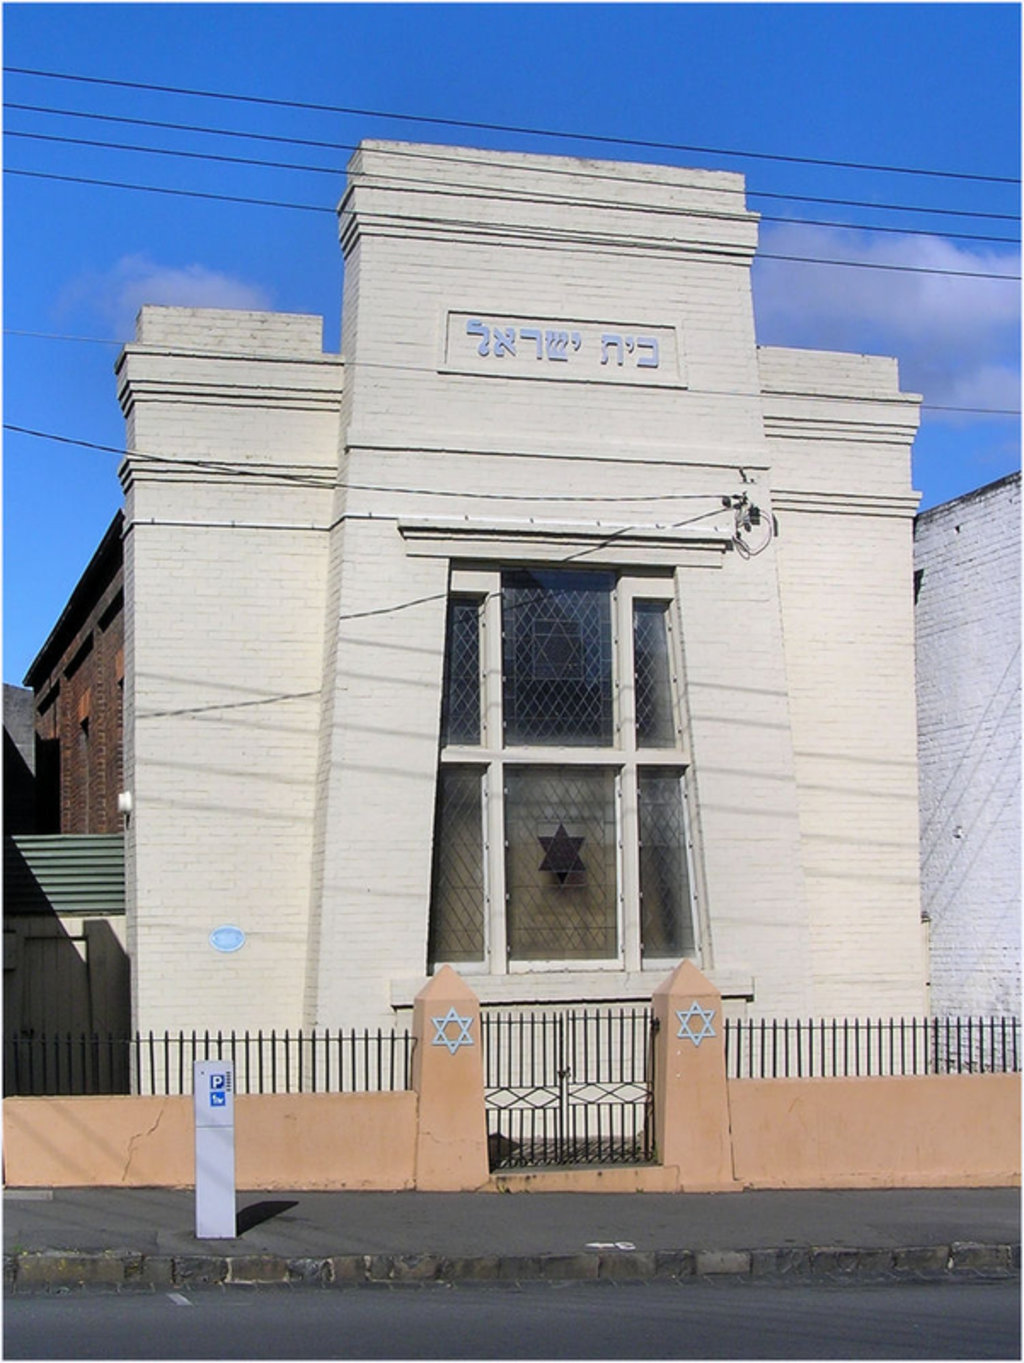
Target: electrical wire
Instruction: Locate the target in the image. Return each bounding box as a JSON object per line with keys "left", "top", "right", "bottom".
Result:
{"left": 9, "top": 408, "right": 773, "bottom": 615}
{"left": 6, "top": 65, "right": 1019, "bottom": 185}
{"left": 5, "top": 345, "right": 1019, "bottom": 419}
{"left": 336, "top": 502, "right": 734, "bottom": 623}
{"left": 2, "top": 423, "right": 754, "bottom": 501}
{"left": 6, "top": 165, "right": 328, "bottom": 214}
{"left": 8, "top": 99, "right": 1019, "bottom": 224}
{"left": 5, "top": 166, "right": 1019, "bottom": 282}
{"left": 5, "top": 128, "right": 1018, "bottom": 247}
{"left": 133, "top": 506, "right": 737, "bottom": 716}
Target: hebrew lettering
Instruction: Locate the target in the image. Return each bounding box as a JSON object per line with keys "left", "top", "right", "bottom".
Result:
{"left": 636, "top": 337, "right": 660, "bottom": 368}
{"left": 545, "top": 330, "right": 570, "bottom": 361}
{"left": 601, "top": 334, "right": 624, "bottom": 366}
{"left": 520, "top": 327, "right": 544, "bottom": 360}
{"left": 466, "top": 319, "right": 490, "bottom": 357}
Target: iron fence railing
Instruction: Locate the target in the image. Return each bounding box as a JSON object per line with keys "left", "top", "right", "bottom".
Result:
{"left": 7, "top": 1014, "right": 1018, "bottom": 1098}
{"left": 4, "top": 1028, "right": 415, "bottom": 1097}
{"left": 725, "top": 1015, "right": 1020, "bottom": 1079}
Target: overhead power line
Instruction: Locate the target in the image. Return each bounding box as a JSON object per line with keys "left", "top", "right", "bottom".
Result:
{"left": 4, "top": 345, "right": 1020, "bottom": 419}
{"left": 6, "top": 165, "right": 327, "bottom": 214}
{"left": 3, "top": 423, "right": 764, "bottom": 499}
{"left": 6, "top": 102, "right": 1021, "bottom": 224}
{"left": 5, "top": 128, "right": 1018, "bottom": 248}
{"left": 5, "top": 65, "right": 1020, "bottom": 187}
{"left": 5, "top": 167, "right": 1019, "bottom": 281}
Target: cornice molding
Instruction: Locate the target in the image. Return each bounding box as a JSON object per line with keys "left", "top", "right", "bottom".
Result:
{"left": 772, "top": 487, "right": 921, "bottom": 518}
{"left": 342, "top": 210, "right": 758, "bottom": 267}
{"left": 116, "top": 348, "right": 343, "bottom": 418}
{"left": 398, "top": 515, "right": 732, "bottom": 567}
{"left": 118, "top": 377, "right": 344, "bottom": 416}
{"left": 762, "top": 413, "right": 919, "bottom": 445}
{"left": 343, "top": 433, "right": 770, "bottom": 473}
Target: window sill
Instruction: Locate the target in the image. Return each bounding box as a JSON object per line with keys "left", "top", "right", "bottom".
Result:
{"left": 390, "top": 967, "right": 754, "bottom": 1010}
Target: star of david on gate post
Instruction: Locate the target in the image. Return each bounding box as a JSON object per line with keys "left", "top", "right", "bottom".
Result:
{"left": 431, "top": 1006, "right": 475, "bottom": 1055}
{"left": 676, "top": 1001, "right": 716, "bottom": 1047}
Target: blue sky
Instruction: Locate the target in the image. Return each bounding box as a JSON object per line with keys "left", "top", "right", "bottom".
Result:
{"left": 3, "top": 2, "right": 1020, "bottom": 684}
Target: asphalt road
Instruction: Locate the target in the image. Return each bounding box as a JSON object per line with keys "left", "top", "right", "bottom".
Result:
{"left": 5, "top": 1279, "right": 1020, "bottom": 1360}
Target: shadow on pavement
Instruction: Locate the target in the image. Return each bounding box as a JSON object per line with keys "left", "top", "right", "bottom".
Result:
{"left": 237, "top": 1200, "right": 299, "bottom": 1235}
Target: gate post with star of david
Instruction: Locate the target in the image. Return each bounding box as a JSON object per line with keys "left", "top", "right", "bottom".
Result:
{"left": 652, "top": 960, "right": 742, "bottom": 1191}
{"left": 411, "top": 965, "right": 490, "bottom": 1190}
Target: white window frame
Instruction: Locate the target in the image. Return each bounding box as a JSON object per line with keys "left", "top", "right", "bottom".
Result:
{"left": 434, "top": 566, "right": 698, "bottom": 975}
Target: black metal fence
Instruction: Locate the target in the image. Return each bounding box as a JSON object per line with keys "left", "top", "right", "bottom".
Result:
{"left": 4, "top": 1028, "right": 415, "bottom": 1097}
{"left": 8, "top": 1014, "right": 1018, "bottom": 1101}
{"left": 482, "top": 1007, "right": 656, "bottom": 1170}
{"left": 725, "top": 1015, "right": 1020, "bottom": 1079}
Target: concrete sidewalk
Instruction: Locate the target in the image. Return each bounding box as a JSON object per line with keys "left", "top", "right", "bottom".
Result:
{"left": 4, "top": 1186, "right": 1020, "bottom": 1291}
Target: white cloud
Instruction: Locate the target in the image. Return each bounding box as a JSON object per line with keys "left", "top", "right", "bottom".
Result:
{"left": 57, "top": 254, "right": 273, "bottom": 339}
{"left": 752, "top": 223, "right": 1020, "bottom": 417}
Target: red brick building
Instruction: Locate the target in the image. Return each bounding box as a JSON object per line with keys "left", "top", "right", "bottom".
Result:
{"left": 24, "top": 513, "right": 125, "bottom": 834}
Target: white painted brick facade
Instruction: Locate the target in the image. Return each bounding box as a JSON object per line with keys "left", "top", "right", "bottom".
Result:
{"left": 113, "top": 143, "right": 927, "bottom": 1033}
{"left": 914, "top": 473, "right": 1021, "bottom": 1016}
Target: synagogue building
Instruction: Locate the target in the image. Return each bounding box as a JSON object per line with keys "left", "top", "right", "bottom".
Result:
{"left": 62, "top": 143, "right": 931, "bottom": 1032}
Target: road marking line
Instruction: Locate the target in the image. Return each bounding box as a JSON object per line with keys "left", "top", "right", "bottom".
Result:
{"left": 167, "top": 1292, "right": 193, "bottom": 1306}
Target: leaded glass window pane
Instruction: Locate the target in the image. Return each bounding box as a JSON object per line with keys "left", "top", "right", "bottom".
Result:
{"left": 502, "top": 570, "right": 614, "bottom": 746}
{"left": 505, "top": 766, "right": 618, "bottom": 960}
{"left": 633, "top": 600, "right": 675, "bottom": 747}
{"left": 441, "top": 597, "right": 481, "bottom": 746}
{"left": 638, "top": 768, "right": 694, "bottom": 959}
{"left": 428, "top": 766, "right": 485, "bottom": 963}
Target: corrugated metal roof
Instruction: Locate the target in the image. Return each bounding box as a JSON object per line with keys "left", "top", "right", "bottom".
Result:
{"left": 4, "top": 834, "right": 125, "bottom": 917}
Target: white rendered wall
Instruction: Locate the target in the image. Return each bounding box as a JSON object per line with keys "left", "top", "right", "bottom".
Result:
{"left": 915, "top": 473, "right": 1021, "bottom": 1016}
{"left": 759, "top": 348, "right": 927, "bottom": 1016}
{"left": 117, "top": 308, "right": 342, "bottom": 1032}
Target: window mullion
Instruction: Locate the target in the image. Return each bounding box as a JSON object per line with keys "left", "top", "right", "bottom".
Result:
{"left": 616, "top": 582, "right": 638, "bottom": 756}
{"left": 485, "top": 761, "right": 507, "bottom": 972}
{"left": 481, "top": 579, "right": 505, "bottom": 970}
{"left": 481, "top": 579, "right": 502, "bottom": 750}
{"left": 616, "top": 581, "right": 641, "bottom": 970}
{"left": 620, "top": 763, "right": 641, "bottom": 971}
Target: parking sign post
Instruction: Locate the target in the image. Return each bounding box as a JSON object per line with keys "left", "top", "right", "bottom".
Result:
{"left": 193, "top": 1059, "right": 236, "bottom": 1239}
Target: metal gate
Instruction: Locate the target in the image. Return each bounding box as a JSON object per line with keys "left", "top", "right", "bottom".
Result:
{"left": 482, "top": 1007, "right": 657, "bottom": 1169}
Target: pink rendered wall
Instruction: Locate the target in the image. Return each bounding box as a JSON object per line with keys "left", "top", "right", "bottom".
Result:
{"left": 727, "top": 1074, "right": 1020, "bottom": 1188}
{"left": 3, "top": 1092, "right": 417, "bottom": 1190}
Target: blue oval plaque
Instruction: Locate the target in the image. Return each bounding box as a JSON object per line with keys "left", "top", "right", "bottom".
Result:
{"left": 209, "top": 925, "right": 246, "bottom": 953}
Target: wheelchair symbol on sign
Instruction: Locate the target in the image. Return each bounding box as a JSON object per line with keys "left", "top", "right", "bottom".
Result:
{"left": 210, "top": 1091, "right": 226, "bottom": 1106}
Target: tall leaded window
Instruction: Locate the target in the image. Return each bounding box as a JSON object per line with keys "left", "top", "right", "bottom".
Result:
{"left": 441, "top": 597, "right": 482, "bottom": 745}
{"left": 633, "top": 601, "right": 675, "bottom": 748}
{"left": 427, "top": 766, "right": 485, "bottom": 962}
{"left": 428, "top": 567, "right": 699, "bottom": 972}
{"left": 502, "top": 570, "right": 614, "bottom": 746}
{"left": 505, "top": 766, "right": 618, "bottom": 960}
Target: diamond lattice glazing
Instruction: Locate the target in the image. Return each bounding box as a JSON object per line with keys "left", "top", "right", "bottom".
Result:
{"left": 505, "top": 766, "right": 617, "bottom": 960}
{"left": 638, "top": 768, "right": 694, "bottom": 957}
{"left": 633, "top": 600, "right": 675, "bottom": 747}
{"left": 428, "top": 766, "right": 485, "bottom": 963}
{"left": 502, "top": 570, "right": 614, "bottom": 746}
{"left": 441, "top": 597, "right": 482, "bottom": 745}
